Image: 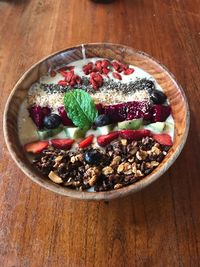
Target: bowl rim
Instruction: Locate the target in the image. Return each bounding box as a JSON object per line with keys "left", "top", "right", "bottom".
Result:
{"left": 3, "top": 42, "right": 190, "bottom": 201}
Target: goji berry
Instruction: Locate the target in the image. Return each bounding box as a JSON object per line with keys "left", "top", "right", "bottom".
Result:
{"left": 112, "top": 72, "right": 122, "bottom": 80}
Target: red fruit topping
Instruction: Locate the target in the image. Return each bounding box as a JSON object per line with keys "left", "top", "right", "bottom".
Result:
{"left": 58, "top": 106, "right": 74, "bottom": 126}
{"left": 113, "top": 72, "right": 122, "bottom": 80}
{"left": 58, "top": 80, "right": 68, "bottom": 86}
{"left": 83, "top": 62, "right": 94, "bottom": 75}
{"left": 79, "top": 135, "right": 94, "bottom": 148}
{"left": 90, "top": 72, "right": 103, "bottom": 90}
{"left": 124, "top": 68, "right": 134, "bottom": 75}
{"left": 121, "top": 63, "right": 128, "bottom": 71}
{"left": 57, "top": 66, "right": 74, "bottom": 72}
{"left": 112, "top": 61, "right": 120, "bottom": 71}
{"left": 50, "top": 70, "right": 56, "bottom": 77}
{"left": 51, "top": 139, "right": 74, "bottom": 149}
{"left": 120, "top": 129, "right": 151, "bottom": 140}
{"left": 60, "top": 71, "right": 68, "bottom": 78}
{"left": 102, "top": 67, "right": 110, "bottom": 74}
{"left": 24, "top": 141, "right": 48, "bottom": 154}
{"left": 105, "top": 101, "right": 152, "bottom": 123}
{"left": 97, "top": 131, "right": 119, "bottom": 147}
{"left": 95, "top": 60, "right": 103, "bottom": 72}
{"left": 95, "top": 103, "right": 105, "bottom": 114}
{"left": 152, "top": 105, "right": 171, "bottom": 122}
{"left": 29, "top": 106, "right": 51, "bottom": 129}
{"left": 153, "top": 133, "right": 173, "bottom": 146}
{"left": 101, "top": 59, "right": 111, "bottom": 68}
{"left": 75, "top": 75, "right": 82, "bottom": 84}
{"left": 64, "top": 70, "right": 74, "bottom": 82}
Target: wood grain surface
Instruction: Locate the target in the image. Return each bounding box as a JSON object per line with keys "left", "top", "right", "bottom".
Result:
{"left": 0, "top": 0, "right": 199, "bottom": 266}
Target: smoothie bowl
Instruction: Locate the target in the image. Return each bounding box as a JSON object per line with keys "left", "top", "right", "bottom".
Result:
{"left": 3, "top": 43, "right": 189, "bottom": 200}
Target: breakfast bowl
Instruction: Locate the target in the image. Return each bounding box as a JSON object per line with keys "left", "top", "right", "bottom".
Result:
{"left": 3, "top": 43, "right": 189, "bottom": 200}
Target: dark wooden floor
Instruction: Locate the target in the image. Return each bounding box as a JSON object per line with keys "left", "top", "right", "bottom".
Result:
{"left": 0, "top": 0, "right": 200, "bottom": 266}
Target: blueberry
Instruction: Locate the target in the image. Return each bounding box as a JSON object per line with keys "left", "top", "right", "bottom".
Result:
{"left": 43, "top": 113, "right": 62, "bottom": 129}
{"left": 84, "top": 149, "right": 102, "bottom": 165}
{"left": 94, "top": 114, "right": 110, "bottom": 127}
{"left": 150, "top": 90, "right": 167, "bottom": 104}
{"left": 142, "top": 80, "right": 155, "bottom": 91}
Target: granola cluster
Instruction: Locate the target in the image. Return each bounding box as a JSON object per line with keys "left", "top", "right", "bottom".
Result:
{"left": 33, "top": 137, "right": 170, "bottom": 192}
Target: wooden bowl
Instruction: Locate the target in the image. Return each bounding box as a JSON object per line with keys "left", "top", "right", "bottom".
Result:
{"left": 3, "top": 43, "right": 190, "bottom": 201}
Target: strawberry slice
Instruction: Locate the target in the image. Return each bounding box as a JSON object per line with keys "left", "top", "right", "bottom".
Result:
{"left": 120, "top": 130, "right": 151, "bottom": 140}
{"left": 97, "top": 131, "right": 119, "bottom": 147}
{"left": 51, "top": 139, "right": 74, "bottom": 149}
{"left": 79, "top": 135, "right": 94, "bottom": 148}
{"left": 24, "top": 141, "right": 49, "bottom": 154}
{"left": 153, "top": 134, "right": 173, "bottom": 146}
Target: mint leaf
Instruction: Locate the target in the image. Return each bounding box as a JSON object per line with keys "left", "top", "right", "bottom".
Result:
{"left": 64, "top": 89, "right": 98, "bottom": 130}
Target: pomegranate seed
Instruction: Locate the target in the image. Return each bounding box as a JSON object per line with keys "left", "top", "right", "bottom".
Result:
{"left": 50, "top": 70, "right": 56, "bottom": 77}
{"left": 124, "top": 68, "right": 134, "bottom": 75}
{"left": 113, "top": 72, "right": 122, "bottom": 80}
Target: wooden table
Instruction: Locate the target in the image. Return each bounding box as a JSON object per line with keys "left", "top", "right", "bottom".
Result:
{"left": 0, "top": 0, "right": 199, "bottom": 266}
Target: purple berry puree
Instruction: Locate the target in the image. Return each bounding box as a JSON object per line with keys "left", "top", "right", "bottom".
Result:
{"left": 29, "top": 106, "right": 51, "bottom": 129}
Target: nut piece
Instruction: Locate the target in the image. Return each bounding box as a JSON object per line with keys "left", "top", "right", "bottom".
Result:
{"left": 117, "top": 163, "right": 125, "bottom": 173}
{"left": 53, "top": 155, "right": 63, "bottom": 168}
{"left": 71, "top": 154, "right": 83, "bottom": 163}
{"left": 121, "top": 139, "right": 127, "bottom": 146}
{"left": 48, "top": 171, "right": 63, "bottom": 184}
{"left": 102, "top": 166, "right": 114, "bottom": 176}
{"left": 85, "top": 167, "right": 100, "bottom": 186}
{"left": 110, "top": 156, "right": 121, "bottom": 167}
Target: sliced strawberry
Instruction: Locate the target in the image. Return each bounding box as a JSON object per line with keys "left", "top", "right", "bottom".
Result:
{"left": 124, "top": 68, "right": 134, "bottom": 75}
{"left": 153, "top": 134, "right": 173, "bottom": 146}
{"left": 51, "top": 139, "right": 74, "bottom": 149}
{"left": 24, "top": 141, "right": 49, "bottom": 154}
{"left": 50, "top": 70, "right": 56, "bottom": 77}
{"left": 64, "top": 70, "right": 74, "bottom": 83}
{"left": 97, "top": 131, "right": 119, "bottom": 147}
{"left": 113, "top": 72, "right": 122, "bottom": 80}
{"left": 79, "top": 135, "right": 94, "bottom": 148}
{"left": 120, "top": 129, "right": 151, "bottom": 140}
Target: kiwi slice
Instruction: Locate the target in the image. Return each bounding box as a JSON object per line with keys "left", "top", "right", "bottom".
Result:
{"left": 64, "top": 127, "right": 87, "bottom": 139}
{"left": 37, "top": 127, "right": 63, "bottom": 140}
{"left": 144, "top": 122, "right": 165, "bottom": 133}
{"left": 97, "top": 124, "right": 115, "bottom": 135}
{"left": 118, "top": 118, "right": 143, "bottom": 130}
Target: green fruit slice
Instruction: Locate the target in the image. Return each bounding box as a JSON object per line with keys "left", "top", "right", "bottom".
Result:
{"left": 97, "top": 124, "right": 115, "bottom": 135}
{"left": 144, "top": 122, "right": 165, "bottom": 133}
{"left": 118, "top": 118, "right": 143, "bottom": 130}
{"left": 37, "top": 127, "right": 63, "bottom": 140}
{"left": 64, "top": 127, "right": 87, "bottom": 139}
{"left": 164, "top": 122, "right": 174, "bottom": 133}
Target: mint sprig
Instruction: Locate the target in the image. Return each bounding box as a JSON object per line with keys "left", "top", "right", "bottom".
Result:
{"left": 64, "top": 89, "right": 98, "bottom": 130}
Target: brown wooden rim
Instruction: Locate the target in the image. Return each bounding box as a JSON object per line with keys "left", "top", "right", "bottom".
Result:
{"left": 3, "top": 43, "right": 190, "bottom": 201}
